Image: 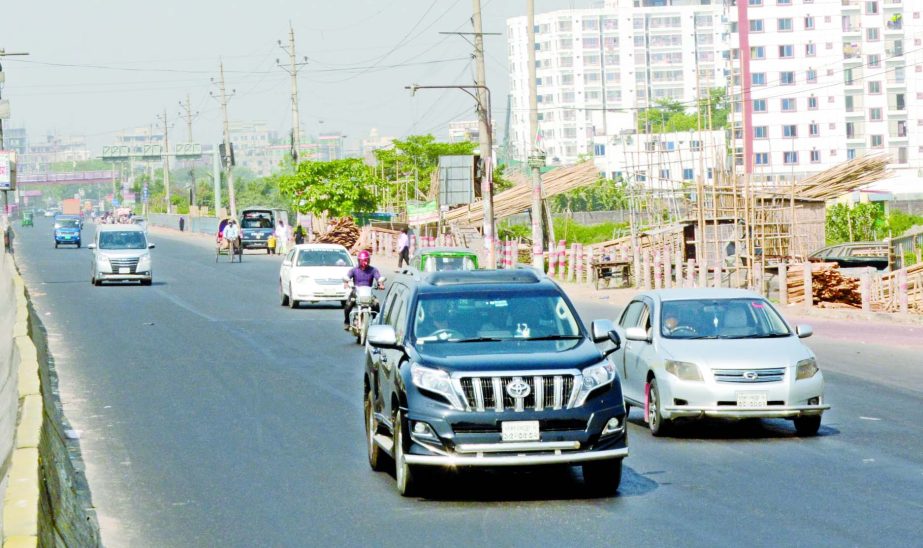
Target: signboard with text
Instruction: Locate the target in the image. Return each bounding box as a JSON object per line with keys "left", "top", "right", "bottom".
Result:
{"left": 0, "top": 151, "right": 16, "bottom": 191}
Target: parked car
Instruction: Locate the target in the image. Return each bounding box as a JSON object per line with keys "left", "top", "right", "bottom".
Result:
{"left": 809, "top": 242, "right": 889, "bottom": 271}
{"left": 279, "top": 244, "right": 354, "bottom": 308}
{"left": 364, "top": 268, "right": 628, "bottom": 496}
{"left": 613, "top": 288, "right": 828, "bottom": 436}
{"left": 89, "top": 224, "right": 155, "bottom": 286}
{"left": 407, "top": 246, "right": 479, "bottom": 272}
{"left": 53, "top": 215, "right": 82, "bottom": 248}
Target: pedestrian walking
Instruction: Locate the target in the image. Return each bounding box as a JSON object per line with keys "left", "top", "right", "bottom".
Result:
{"left": 275, "top": 220, "right": 290, "bottom": 256}
{"left": 179, "top": 216, "right": 185, "bottom": 232}
{"left": 397, "top": 227, "right": 410, "bottom": 268}
{"left": 293, "top": 224, "right": 306, "bottom": 245}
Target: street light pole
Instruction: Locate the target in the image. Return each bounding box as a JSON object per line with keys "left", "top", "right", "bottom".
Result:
{"left": 406, "top": 83, "right": 496, "bottom": 268}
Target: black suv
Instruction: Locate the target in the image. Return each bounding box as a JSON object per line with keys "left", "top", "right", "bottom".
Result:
{"left": 363, "top": 268, "right": 628, "bottom": 496}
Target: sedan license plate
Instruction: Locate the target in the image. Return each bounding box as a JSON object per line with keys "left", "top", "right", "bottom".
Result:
{"left": 737, "top": 392, "right": 768, "bottom": 408}
{"left": 119, "top": 267, "right": 130, "bottom": 274}
{"left": 501, "top": 421, "right": 540, "bottom": 442}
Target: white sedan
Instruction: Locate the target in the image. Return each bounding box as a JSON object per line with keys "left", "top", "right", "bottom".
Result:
{"left": 279, "top": 244, "right": 354, "bottom": 309}
{"left": 612, "top": 288, "right": 829, "bottom": 436}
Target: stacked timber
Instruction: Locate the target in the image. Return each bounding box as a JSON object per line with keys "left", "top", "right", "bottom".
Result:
{"left": 877, "top": 263, "right": 923, "bottom": 313}
{"left": 787, "top": 263, "right": 861, "bottom": 307}
{"left": 317, "top": 217, "right": 361, "bottom": 249}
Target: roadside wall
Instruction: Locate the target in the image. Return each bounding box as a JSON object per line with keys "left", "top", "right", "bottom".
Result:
{"left": 147, "top": 213, "right": 220, "bottom": 236}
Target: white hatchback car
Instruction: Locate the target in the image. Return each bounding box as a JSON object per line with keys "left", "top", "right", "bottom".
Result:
{"left": 279, "top": 244, "right": 354, "bottom": 308}
{"left": 613, "top": 288, "right": 829, "bottom": 436}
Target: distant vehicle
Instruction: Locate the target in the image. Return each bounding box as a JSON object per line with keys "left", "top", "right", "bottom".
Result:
{"left": 61, "top": 198, "right": 82, "bottom": 216}
{"left": 130, "top": 216, "right": 148, "bottom": 233}
{"left": 44, "top": 209, "right": 58, "bottom": 218}
{"left": 407, "top": 247, "right": 479, "bottom": 272}
{"left": 21, "top": 211, "right": 34, "bottom": 227}
{"left": 88, "top": 224, "right": 155, "bottom": 286}
{"left": 279, "top": 244, "right": 354, "bottom": 308}
{"left": 809, "top": 242, "right": 889, "bottom": 271}
{"left": 240, "top": 207, "right": 288, "bottom": 253}
{"left": 614, "top": 288, "right": 828, "bottom": 437}
{"left": 53, "top": 215, "right": 82, "bottom": 248}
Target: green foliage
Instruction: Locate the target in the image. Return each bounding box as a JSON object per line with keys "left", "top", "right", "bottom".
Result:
{"left": 374, "top": 134, "right": 476, "bottom": 197}
{"left": 553, "top": 217, "right": 629, "bottom": 245}
{"left": 550, "top": 178, "right": 628, "bottom": 213}
{"left": 825, "top": 202, "right": 887, "bottom": 244}
{"left": 50, "top": 159, "right": 113, "bottom": 172}
{"left": 886, "top": 210, "right": 923, "bottom": 237}
{"left": 497, "top": 221, "right": 532, "bottom": 241}
{"left": 636, "top": 87, "right": 728, "bottom": 134}
{"left": 276, "top": 158, "right": 380, "bottom": 217}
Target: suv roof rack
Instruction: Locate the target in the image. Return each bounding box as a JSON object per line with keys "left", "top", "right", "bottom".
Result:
{"left": 425, "top": 269, "right": 542, "bottom": 286}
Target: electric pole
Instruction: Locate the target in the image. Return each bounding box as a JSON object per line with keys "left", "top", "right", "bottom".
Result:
{"left": 277, "top": 23, "right": 309, "bottom": 164}
{"left": 211, "top": 61, "right": 237, "bottom": 217}
{"left": 157, "top": 110, "right": 172, "bottom": 214}
{"left": 472, "top": 0, "right": 496, "bottom": 269}
{"left": 527, "top": 0, "right": 546, "bottom": 270}
{"left": 179, "top": 93, "right": 198, "bottom": 208}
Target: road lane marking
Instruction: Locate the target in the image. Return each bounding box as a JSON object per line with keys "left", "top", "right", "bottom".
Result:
{"left": 859, "top": 416, "right": 882, "bottom": 421}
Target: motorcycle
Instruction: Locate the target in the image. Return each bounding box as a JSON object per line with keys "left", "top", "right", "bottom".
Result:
{"left": 346, "top": 279, "right": 384, "bottom": 345}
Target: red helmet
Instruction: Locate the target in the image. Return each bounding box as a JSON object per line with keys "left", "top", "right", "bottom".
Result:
{"left": 358, "top": 250, "right": 370, "bottom": 264}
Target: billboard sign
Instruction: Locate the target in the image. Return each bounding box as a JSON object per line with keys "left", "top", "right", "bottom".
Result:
{"left": 0, "top": 151, "right": 16, "bottom": 191}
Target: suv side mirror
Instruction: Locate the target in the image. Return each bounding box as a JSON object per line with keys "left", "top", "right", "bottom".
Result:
{"left": 367, "top": 324, "right": 399, "bottom": 348}
{"left": 148, "top": 243, "right": 156, "bottom": 249}
{"left": 591, "top": 319, "right": 616, "bottom": 343}
{"left": 624, "top": 326, "right": 650, "bottom": 342}
{"left": 796, "top": 324, "right": 813, "bottom": 338}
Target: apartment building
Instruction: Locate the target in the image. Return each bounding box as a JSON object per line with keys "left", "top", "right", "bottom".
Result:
{"left": 228, "top": 121, "right": 278, "bottom": 177}
{"left": 507, "top": 0, "right": 728, "bottom": 166}
{"left": 594, "top": 129, "right": 727, "bottom": 187}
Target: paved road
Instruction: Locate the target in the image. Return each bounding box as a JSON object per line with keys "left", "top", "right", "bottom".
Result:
{"left": 13, "top": 218, "right": 923, "bottom": 546}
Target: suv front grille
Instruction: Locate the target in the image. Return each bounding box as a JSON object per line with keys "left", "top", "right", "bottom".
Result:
{"left": 713, "top": 368, "right": 785, "bottom": 383}
{"left": 109, "top": 257, "right": 140, "bottom": 273}
{"left": 459, "top": 374, "right": 576, "bottom": 412}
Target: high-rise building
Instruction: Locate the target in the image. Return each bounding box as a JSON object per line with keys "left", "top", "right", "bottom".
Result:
{"left": 2, "top": 127, "right": 28, "bottom": 155}
{"left": 228, "top": 121, "right": 278, "bottom": 177}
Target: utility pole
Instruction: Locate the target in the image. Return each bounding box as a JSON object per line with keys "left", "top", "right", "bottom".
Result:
{"left": 278, "top": 23, "right": 309, "bottom": 164}
{"left": 527, "top": 0, "right": 546, "bottom": 270}
{"left": 211, "top": 61, "right": 237, "bottom": 217}
{"left": 472, "top": 0, "right": 496, "bottom": 269}
{"left": 0, "top": 50, "right": 30, "bottom": 217}
{"left": 157, "top": 110, "right": 172, "bottom": 214}
{"left": 179, "top": 93, "right": 198, "bottom": 208}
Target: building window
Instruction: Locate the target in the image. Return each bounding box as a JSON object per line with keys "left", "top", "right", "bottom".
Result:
{"left": 777, "top": 18, "right": 793, "bottom": 32}
{"left": 866, "top": 1, "right": 878, "bottom": 15}
{"left": 749, "top": 0, "right": 763, "bottom": 5}
{"left": 867, "top": 28, "right": 879, "bottom": 41}
{"left": 754, "top": 126, "right": 768, "bottom": 139}
{"left": 807, "top": 69, "right": 817, "bottom": 83}
{"left": 660, "top": 169, "right": 670, "bottom": 179}
{"left": 783, "top": 125, "right": 798, "bottom": 138}
{"left": 869, "top": 81, "right": 881, "bottom": 94}
{"left": 847, "top": 148, "right": 857, "bottom": 160}
{"left": 805, "top": 43, "right": 816, "bottom": 57}
{"left": 868, "top": 54, "right": 881, "bottom": 68}
{"left": 847, "top": 122, "right": 856, "bottom": 138}
{"left": 805, "top": 16, "right": 814, "bottom": 30}
{"left": 871, "top": 135, "right": 884, "bottom": 148}
{"left": 781, "top": 98, "right": 797, "bottom": 111}
{"left": 751, "top": 46, "right": 765, "bottom": 60}
{"left": 810, "top": 150, "right": 821, "bottom": 163}
{"left": 755, "top": 152, "right": 769, "bottom": 165}
{"left": 808, "top": 96, "right": 818, "bottom": 110}
{"left": 683, "top": 168, "right": 694, "bottom": 180}
{"left": 780, "top": 71, "right": 795, "bottom": 85}
{"left": 870, "top": 107, "right": 883, "bottom": 121}
{"left": 779, "top": 45, "right": 794, "bottom": 58}
{"left": 753, "top": 99, "right": 767, "bottom": 112}
{"left": 783, "top": 151, "right": 799, "bottom": 164}
{"left": 809, "top": 123, "right": 819, "bottom": 136}
{"left": 752, "top": 73, "right": 766, "bottom": 86}
{"left": 750, "top": 19, "right": 764, "bottom": 32}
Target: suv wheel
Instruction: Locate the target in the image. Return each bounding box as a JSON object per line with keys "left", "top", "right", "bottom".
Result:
{"left": 365, "top": 391, "right": 385, "bottom": 471}
{"left": 793, "top": 415, "right": 821, "bottom": 436}
{"left": 648, "top": 378, "right": 670, "bottom": 437}
{"left": 393, "top": 410, "right": 417, "bottom": 497}
{"left": 582, "top": 458, "right": 623, "bottom": 496}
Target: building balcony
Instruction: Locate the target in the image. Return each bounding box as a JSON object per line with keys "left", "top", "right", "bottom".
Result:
{"left": 841, "top": 0, "right": 860, "bottom": 10}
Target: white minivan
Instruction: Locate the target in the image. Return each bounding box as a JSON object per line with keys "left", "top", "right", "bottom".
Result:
{"left": 89, "top": 224, "right": 155, "bottom": 286}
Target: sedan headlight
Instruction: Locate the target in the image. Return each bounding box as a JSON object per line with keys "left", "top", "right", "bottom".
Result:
{"left": 574, "top": 361, "right": 616, "bottom": 407}
{"left": 296, "top": 275, "right": 312, "bottom": 284}
{"left": 796, "top": 358, "right": 819, "bottom": 380}
{"left": 410, "top": 363, "right": 463, "bottom": 409}
{"left": 664, "top": 360, "right": 703, "bottom": 381}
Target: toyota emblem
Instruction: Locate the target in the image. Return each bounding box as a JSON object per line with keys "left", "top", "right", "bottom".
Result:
{"left": 743, "top": 371, "right": 759, "bottom": 380}
{"left": 506, "top": 379, "right": 531, "bottom": 399}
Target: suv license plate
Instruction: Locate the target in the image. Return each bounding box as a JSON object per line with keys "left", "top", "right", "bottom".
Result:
{"left": 119, "top": 267, "right": 130, "bottom": 274}
{"left": 501, "top": 421, "right": 540, "bottom": 442}
{"left": 737, "top": 392, "right": 768, "bottom": 408}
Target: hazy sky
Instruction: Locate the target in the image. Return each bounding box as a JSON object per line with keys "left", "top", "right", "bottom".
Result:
{"left": 1, "top": 0, "right": 597, "bottom": 153}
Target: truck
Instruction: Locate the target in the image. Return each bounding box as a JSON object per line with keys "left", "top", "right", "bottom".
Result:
{"left": 61, "top": 198, "right": 81, "bottom": 216}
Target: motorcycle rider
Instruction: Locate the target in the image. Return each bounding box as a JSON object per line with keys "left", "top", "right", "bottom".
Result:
{"left": 343, "top": 250, "right": 384, "bottom": 330}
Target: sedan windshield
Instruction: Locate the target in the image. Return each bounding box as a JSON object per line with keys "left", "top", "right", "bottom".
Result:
{"left": 661, "top": 298, "right": 791, "bottom": 339}
{"left": 99, "top": 231, "right": 147, "bottom": 250}
{"left": 297, "top": 249, "right": 351, "bottom": 267}
{"left": 412, "top": 291, "right": 581, "bottom": 343}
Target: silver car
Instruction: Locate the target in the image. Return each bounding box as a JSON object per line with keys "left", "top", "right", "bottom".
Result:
{"left": 89, "top": 224, "right": 155, "bottom": 286}
{"left": 613, "top": 289, "right": 828, "bottom": 436}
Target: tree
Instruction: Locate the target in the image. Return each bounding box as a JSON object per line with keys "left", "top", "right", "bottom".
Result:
{"left": 550, "top": 177, "right": 628, "bottom": 213}
{"left": 374, "top": 135, "right": 477, "bottom": 198}
{"left": 277, "top": 158, "right": 380, "bottom": 217}
{"left": 636, "top": 87, "right": 728, "bottom": 134}
{"left": 825, "top": 202, "right": 886, "bottom": 244}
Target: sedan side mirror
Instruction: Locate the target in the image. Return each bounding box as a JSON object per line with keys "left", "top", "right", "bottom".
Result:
{"left": 282, "top": 260, "right": 292, "bottom": 267}
{"left": 796, "top": 324, "right": 813, "bottom": 338}
{"left": 148, "top": 243, "right": 156, "bottom": 249}
{"left": 87, "top": 243, "right": 96, "bottom": 249}
{"left": 367, "top": 324, "right": 399, "bottom": 348}
{"left": 624, "top": 326, "right": 650, "bottom": 342}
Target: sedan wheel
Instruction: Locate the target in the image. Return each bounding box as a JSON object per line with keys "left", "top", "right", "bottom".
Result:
{"left": 288, "top": 285, "right": 299, "bottom": 309}
{"left": 279, "top": 280, "right": 290, "bottom": 306}
{"left": 648, "top": 378, "right": 670, "bottom": 437}
{"left": 793, "top": 415, "right": 821, "bottom": 436}
{"left": 393, "top": 410, "right": 417, "bottom": 497}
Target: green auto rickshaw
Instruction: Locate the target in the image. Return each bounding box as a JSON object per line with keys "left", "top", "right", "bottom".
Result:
{"left": 410, "top": 247, "right": 479, "bottom": 272}
{"left": 21, "top": 211, "right": 34, "bottom": 227}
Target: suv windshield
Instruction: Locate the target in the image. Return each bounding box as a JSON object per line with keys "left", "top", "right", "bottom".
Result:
{"left": 413, "top": 291, "right": 581, "bottom": 343}
{"left": 55, "top": 220, "right": 80, "bottom": 229}
{"left": 661, "top": 298, "right": 791, "bottom": 339}
{"left": 99, "top": 231, "right": 147, "bottom": 250}
{"left": 297, "top": 249, "right": 351, "bottom": 267}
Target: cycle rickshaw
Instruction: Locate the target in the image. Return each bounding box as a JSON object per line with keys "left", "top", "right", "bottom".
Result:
{"left": 215, "top": 218, "right": 243, "bottom": 262}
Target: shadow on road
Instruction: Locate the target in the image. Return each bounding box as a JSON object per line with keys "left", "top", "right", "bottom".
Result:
{"left": 627, "top": 413, "right": 840, "bottom": 440}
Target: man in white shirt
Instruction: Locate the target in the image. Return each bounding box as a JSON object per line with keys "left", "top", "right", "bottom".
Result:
{"left": 222, "top": 219, "right": 240, "bottom": 262}
{"left": 397, "top": 227, "right": 410, "bottom": 268}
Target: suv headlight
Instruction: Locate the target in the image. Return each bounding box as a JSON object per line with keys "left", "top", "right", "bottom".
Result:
{"left": 796, "top": 358, "right": 819, "bottom": 380}
{"left": 664, "top": 360, "right": 703, "bottom": 381}
{"left": 96, "top": 255, "right": 111, "bottom": 270}
{"left": 410, "top": 363, "right": 463, "bottom": 409}
{"left": 574, "top": 361, "right": 616, "bottom": 407}
{"left": 138, "top": 253, "right": 151, "bottom": 267}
